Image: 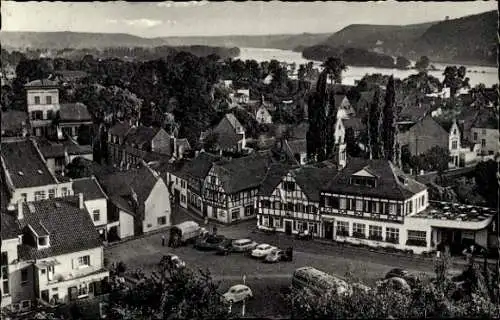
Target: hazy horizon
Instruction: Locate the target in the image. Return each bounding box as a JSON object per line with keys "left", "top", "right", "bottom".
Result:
{"left": 1, "top": 1, "right": 496, "bottom": 38}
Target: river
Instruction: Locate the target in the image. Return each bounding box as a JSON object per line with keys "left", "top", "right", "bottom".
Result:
{"left": 237, "top": 47, "right": 498, "bottom": 87}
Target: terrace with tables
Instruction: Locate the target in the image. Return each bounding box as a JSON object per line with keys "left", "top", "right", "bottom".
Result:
{"left": 407, "top": 201, "right": 497, "bottom": 255}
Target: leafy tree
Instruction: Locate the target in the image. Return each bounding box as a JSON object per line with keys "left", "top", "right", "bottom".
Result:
{"left": 106, "top": 260, "right": 232, "bottom": 320}
{"left": 202, "top": 132, "right": 219, "bottom": 152}
{"left": 321, "top": 56, "right": 347, "bottom": 84}
{"left": 395, "top": 56, "right": 411, "bottom": 69}
{"left": 382, "top": 75, "right": 398, "bottom": 163}
{"left": 415, "top": 56, "right": 430, "bottom": 72}
{"left": 297, "top": 64, "right": 306, "bottom": 81}
{"left": 367, "top": 88, "right": 383, "bottom": 159}
{"left": 443, "top": 65, "right": 468, "bottom": 96}
{"left": 77, "top": 125, "right": 93, "bottom": 145}
{"left": 474, "top": 159, "right": 499, "bottom": 208}
{"left": 419, "top": 146, "right": 450, "bottom": 173}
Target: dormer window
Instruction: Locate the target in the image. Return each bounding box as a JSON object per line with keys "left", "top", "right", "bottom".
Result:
{"left": 283, "top": 181, "right": 295, "bottom": 192}
{"left": 38, "top": 236, "right": 49, "bottom": 248}
{"left": 397, "top": 175, "right": 408, "bottom": 185}
{"left": 350, "top": 177, "right": 376, "bottom": 188}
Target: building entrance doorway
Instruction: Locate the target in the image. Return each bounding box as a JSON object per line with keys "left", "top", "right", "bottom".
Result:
{"left": 285, "top": 220, "right": 292, "bottom": 235}
{"left": 324, "top": 221, "right": 334, "bottom": 240}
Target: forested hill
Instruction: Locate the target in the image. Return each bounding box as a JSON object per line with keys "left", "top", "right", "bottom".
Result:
{"left": 311, "top": 10, "right": 497, "bottom": 66}
{"left": 0, "top": 31, "right": 332, "bottom": 52}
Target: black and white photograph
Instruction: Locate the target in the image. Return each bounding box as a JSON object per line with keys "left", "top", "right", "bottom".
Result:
{"left": 0, "top": 1, "right": 499, "bottom": 319}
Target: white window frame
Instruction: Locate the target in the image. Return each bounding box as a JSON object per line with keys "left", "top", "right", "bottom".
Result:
{"left": 76, "top": 255, "right": 90, "bottom": 269}
{"left": 34, "top": 191, "right": 46, "bottom": 201}
{"left": 92, "top": 210, "right": 100, "bottom": 222}
{"left": 386, "top": 228, "right": 399, "bottom": 243}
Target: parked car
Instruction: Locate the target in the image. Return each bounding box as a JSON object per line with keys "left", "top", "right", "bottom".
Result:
{"left": 222, "top": 284, "right": 253, "bottom": 303}
{"left": 195, "top": 235, "right": 226, "bottom": 251}
{"left": 231, "top": 238, "right": 258, "bottom": 252}
{"left": 160, "top": 254, "right": 185, "bottom": 269}
{"left": 251, "top": 243, "right": 277, "bottom": 259}
{"left": 216, "top": 239, "right": 234, "bottom": 256}
{"left": 264, "top": 248, "right": 293, "bottom": 263}
{"left": 296, "top": 229, "right": 312, "bottom": 240}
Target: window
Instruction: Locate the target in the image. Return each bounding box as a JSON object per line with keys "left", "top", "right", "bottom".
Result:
{"left": 283, "top": 181, "right": 295, "bottom": 192}
{"left": 346, "top": 198, "right": 354, "bottom": 211}
{"left": 355, "top": 200, "right": 363, "bottom": 211}
{"left": 285, "top": 202, "right": 295, "bottom": 212}
{"left": 93, "top": 210, "right": 100, "bottom": 222}
{"left": 181, "top": 181, "right": 186, "bottom": 188}
{"left": 45, "top": 96, "right": 52, "bottom": 104}
{"left": 244, "top": 205, "right": 253, "bottom": 217}
{"left": 363, "top": 200, "right": 372, "bottom": 213}
{"left": 76, "top": 255, "right": 90, "bottom": 268}
{"left": 48, "top": 189, "right": 56, "bottom": 199}
{"left": 78, "top": 284, "right": 88, "bottom": 297}
{"left": 386, "top": 228, "right": 399, "bottom": 244}
{"left": 61, "top": 188, "right": 68, "bottom": 197}
{"left": 38, "top": 236, "right": 48, "bottom": 247}
{"left": 261, "top": 200, "right": 271, "bottom": 208}
{"left": 295, "top": 203, "right": 304, "bottom": 213}
{"left": 406, "top": 230, "right": 427, "bottom": 247}
{"left": 1, "top": 252, "right": 8, "bottom": 296}
{"left": 210, "top": 176, "right": 216, "bottom": 184}
{"left": 46, "top": 110, "right": 54, "bottom": 120}
{"left": 180, "top": 195, "right": 186, "bottom": 203}
{"left": 481, "top": 139, "right": 486, "bottom": 148}
{"left": 482, "top": 129, "right": 487, "bottom": 135}
{"left": 336, "top": 221, "right": 349, "bottom": 236}
{"left": 34, "top": 191, "right": 46, "bottom": 201}
{"left": 21, "top": 269, "right": 28, "bottom": 284}
{"left": 231, "top": 209, "right": 240, "bottom": 220}
{"left": 473, "top": 132, "right": 478, "bottom": 141}
{"left": 232, "top": 193, "right": 240, "bottom": 202}
{"left": 21, "top": 193, "right": 27, "bottom": 202}
{"left": 352, "top": 223, "right": 365, "bottom": 238}
{"left": 273, "top": 201, "right": 281, "bottom": 210}
{"left": 157, "top": 216, "right": 167, "bottom": 225}
{"left": 369, "top": 225, "right": 383, "bottom": 241}
{"left": 451, "top": 140, "right": 458, "bottom": 150}
{"left": 326, "top": 196, "right": 339, "bottom": 209}
{"left": 34, "top": 96, "right": 40, "bottom": 104}
{"left": 307, "top": 205, "right": 317, "bottom": 214}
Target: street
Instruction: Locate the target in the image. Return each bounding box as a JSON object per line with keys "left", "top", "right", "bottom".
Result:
{"left": 104, "top": 206, "right": 460, "bottom": 317}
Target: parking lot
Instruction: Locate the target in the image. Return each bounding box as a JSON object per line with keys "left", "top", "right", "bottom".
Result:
{"left": 105, "top": 207, "right": 464, "bottom": 317}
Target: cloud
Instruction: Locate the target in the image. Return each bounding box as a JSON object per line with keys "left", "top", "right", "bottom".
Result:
{"left": 124, "top": 19, "right": 163, "bottom": 28}
{"left": 157, "top": 1, "right": 209, "bottom": 8}
{"left": 106, "top": 19, "right": 119, "bottom": 24}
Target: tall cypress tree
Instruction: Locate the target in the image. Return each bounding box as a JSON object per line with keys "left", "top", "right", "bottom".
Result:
{"left": 368, "top": 88, "right": 383, "bottom": 159}
{"left": 382, "top": 75, "right": 398, "bottom": 163}
{"left": 306, "top": 70, "right": 337, "bottom": 162}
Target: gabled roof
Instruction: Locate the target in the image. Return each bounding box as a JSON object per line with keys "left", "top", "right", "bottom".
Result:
{"left": 72, "top": 176, "right": 107, "bottom": 201}
{"left": 223, "top": 113, "right": 244, "bottom": 133}
{"left": 59, "top": 103, "right": 92, "bottom": 122}
{"left": 125, "top": 126, "right": 162, "bottom": 147}
{"left": 408, "top": 115, "right": 449, "bottom": 138}
{"left": 212, "top": 152, "right": 271, "bottom": 194}
{"left": 399, "top": 102, "right": 434, "bottom": 123}
{"left": 109, "top": 121, "right": 132, "bottom": 137}
{"left": 333, "top": 94, "right": 349, "bottom": 109}
{"left": 322, "top": 158, "right": 427, "bottom": 200}
{"left": 180, "top": 152, "right": 221, "bottom": 181}
{"left": 258, "top": 164, "right": 337, "bottom": 202}
{"left": 18, "top": 196, "right": 102, "bottom": 260}
{"left": 1, "top": 139, "right": 58, "bottom": 188}
{"left": 24, "top": 79, "right": 59, "bottom": 89}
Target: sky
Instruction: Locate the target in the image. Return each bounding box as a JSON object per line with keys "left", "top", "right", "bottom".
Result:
{"left": 1, "top": 1, "right": 497, "bottom": 38}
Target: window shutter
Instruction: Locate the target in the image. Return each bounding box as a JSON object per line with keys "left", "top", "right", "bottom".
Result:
{"left": 88, "top": 255, "right": 91, "bottom": 266}
{"left": 72, "top": 258, "right": 75, "bottom": 269}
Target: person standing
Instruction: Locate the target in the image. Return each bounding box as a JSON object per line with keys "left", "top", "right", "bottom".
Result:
{"left": 161, "top": 235, "right": 166, "bottom": 247}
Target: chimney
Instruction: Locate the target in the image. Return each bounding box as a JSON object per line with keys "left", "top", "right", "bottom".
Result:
{"left": 78, "top": 192, "right": 84, "bottom": 209}
{"left": 17, "top": 200, "right": 24, "bottom": 220}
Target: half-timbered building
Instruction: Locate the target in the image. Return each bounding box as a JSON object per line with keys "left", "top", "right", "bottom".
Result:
{"left": 257, "top": 164, "right": 337, "bottom": 237}
{"left": 203, "top": 152, "right": 271, "bottom": 224}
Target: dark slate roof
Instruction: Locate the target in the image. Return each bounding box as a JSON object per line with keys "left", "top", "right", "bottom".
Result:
{"left": 180, "top": 152, "right": 221, "bottom": 181}
{"left": 399, "top": 102, "right": 434, "bottom": 122}
{"left": 59, "top": 103, "right": 92, "bottom": 122}
{"left": 39, "top": 144, "right": 65, "bottom": 159}
{"left": 213, "top": 152, "right": 271, "bottom": 194}
{"left": 322, "top": 158, "right": 427, "bottom": 200}
{"left": 294, "top": 167, "right": 338, "bottom": 202}
{"left": 1, "top": 140, "right": 57, "bottom": 188}
{"left": 333, "top": 94, "right": 348, "bottom": 108}
{"left": 24, "top": 79, "right": 59, "bottom": 88}
{"left": 342, "top": 117, "right": 365, "bottom": 131}
{"left": 1, "top": 211, "right": 20, "bottom": 240}
{"left": 125, "top": 126, "right": 161, "bottom": 147}
{"left": 18, "top": 196, "right": 102, "bottom": 260}
{"left": 98, "top": 165, "right": 158, "bottom": 206}
{"left": 109, "top": 121, "right": 132, "bottom": 137}
{"left": 258, "top": 163, "right": 293, "bottom": 197}
{"left": 0, "top": 175, "right": 10, "bottom": 211}
{"left": 72, "top": 177, "right": 107, "bottom": 201}
{"left": 1, "top": 110, "right": 28, "bottom": 133}
{"left": 409, "top": 115, "right": 449, "bottom": 138}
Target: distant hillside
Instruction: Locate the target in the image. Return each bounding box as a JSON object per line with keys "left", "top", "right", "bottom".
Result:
{"left": 413, "top": 10, "right": 497, "bottom": 65}
{"left": 315, "top": 10, "right": 497, "bottom": 66}
{"left": 321, "top": 22, "right": 435, "bottom": 57}
{"left": 0, "top": 31, "right": 332, "bottom": 51}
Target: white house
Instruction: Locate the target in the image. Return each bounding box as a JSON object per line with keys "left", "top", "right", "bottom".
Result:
{"left": 1, "top": 196, "right": 109, "bottom": 311}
